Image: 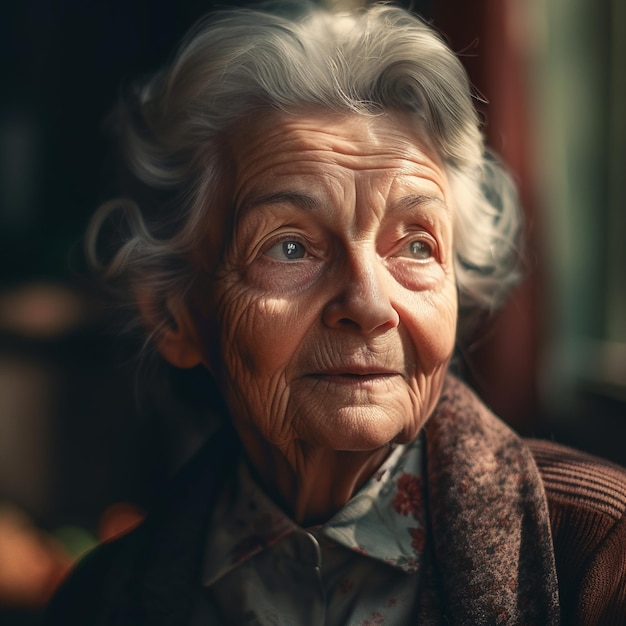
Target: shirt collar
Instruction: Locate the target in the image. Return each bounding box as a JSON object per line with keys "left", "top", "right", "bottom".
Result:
{"left": 203, "top": 435, "right": 425, "bottom": 586}
{"left": 321, "top": 435, "right": 425, "bottom": 574}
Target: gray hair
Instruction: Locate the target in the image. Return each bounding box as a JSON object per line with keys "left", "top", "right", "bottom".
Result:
{"left": 87, "top": 2, "right": 522, "bottom": 341}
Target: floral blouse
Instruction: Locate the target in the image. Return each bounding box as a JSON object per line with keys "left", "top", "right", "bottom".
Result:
{"left": 191, "top": 435, "right": 426, "bottom": 625}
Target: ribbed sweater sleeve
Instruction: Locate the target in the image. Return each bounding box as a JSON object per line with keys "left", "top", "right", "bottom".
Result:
{"left": 528, "top": 439, "right": 626, "bottom": 625}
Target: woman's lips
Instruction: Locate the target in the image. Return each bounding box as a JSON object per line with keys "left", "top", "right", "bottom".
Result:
{"left": 306, "top": 369, "right": 401, "bottom": 386}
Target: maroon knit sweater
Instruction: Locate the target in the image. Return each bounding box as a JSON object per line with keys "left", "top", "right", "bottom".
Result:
{"left": 529, "top": 439, "right": 626, "bottom": 625}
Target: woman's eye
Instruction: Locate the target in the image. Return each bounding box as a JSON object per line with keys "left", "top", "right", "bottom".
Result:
{"left": 264, "top": 240, "right": 307, "bottom": 260}
{"left": 406, "top": 239, "right": 433, "bottom": 260}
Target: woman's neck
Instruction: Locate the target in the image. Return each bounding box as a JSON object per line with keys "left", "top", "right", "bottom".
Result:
{"left": 241, "top": 437, "right": 393, "bottom": 526}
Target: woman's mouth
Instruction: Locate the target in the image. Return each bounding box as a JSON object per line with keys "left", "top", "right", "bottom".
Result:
{"left": 307, "top": 369, "right": 401, "bottom": 386}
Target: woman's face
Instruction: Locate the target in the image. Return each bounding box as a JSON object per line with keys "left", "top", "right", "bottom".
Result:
{"left": 189, "top": 110, "right": 458, "bottom": 453}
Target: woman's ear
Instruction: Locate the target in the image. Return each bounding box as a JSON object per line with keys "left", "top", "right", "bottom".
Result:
{"left": 136, "top": 291, "right": 203, "bottom": 369}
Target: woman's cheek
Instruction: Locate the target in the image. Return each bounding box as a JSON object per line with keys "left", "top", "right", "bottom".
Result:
{"left": 386, "top": 258, "right": 447, "bottom": 292}
{"left": 244, "top": 257, "right": 324, "bottom": 293}
{"left": 213, "top": 282, "right": 300, "bottom": 382}
{"left": 400, "top": 284, "right": 458, "bottom": 372}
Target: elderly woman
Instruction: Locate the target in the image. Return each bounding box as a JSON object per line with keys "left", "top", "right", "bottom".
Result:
{"left": 46, "top": 3, "right": 626, "bottom": 625}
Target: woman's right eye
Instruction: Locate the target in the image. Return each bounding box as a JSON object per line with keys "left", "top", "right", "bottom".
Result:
{"left": 264, "top": 240, "right": 307, "bottom": 260}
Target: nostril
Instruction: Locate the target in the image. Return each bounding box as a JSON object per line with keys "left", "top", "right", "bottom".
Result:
{"left": 337, "top": 317, "right": 360, "bottom": 329}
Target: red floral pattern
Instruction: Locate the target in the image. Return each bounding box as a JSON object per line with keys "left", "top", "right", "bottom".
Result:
{"left": 358, "top": 610, "right": 386, "bottom": 625}
{"left": 409, "top": 527, "right": 426, "bottom": 552}
{"left": 392, "top": 472, "right": 423, "bottom": 518}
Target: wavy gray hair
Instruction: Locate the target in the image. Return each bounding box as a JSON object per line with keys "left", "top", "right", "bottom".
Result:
{"left": 87, "top": 2, "right": 522, "bottom": 342}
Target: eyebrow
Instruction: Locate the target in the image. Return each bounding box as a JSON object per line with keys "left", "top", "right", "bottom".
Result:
{"left": 238, "top": 191, "right": 321, "bottom": 217}
{"left": 390, "top": 194, "right": 450, "bottom": 214}
{"left": 237, "top": 191, "right": 449, "bottom": 220}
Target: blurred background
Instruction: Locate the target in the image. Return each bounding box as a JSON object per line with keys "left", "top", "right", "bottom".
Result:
{"left": 0, "top": 0, "right": 624, "bottom": 621}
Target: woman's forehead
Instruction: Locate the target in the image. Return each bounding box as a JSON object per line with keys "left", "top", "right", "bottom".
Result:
{"left": 229, "top": 108, "right": 440, "bottom": 159}
{"left": 226, "top": 108, "right": 449, "bottom": 208}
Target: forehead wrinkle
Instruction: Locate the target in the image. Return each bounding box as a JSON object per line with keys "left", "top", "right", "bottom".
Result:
{"left": 235, "top": 122, "right": 432, "bottom": 174}
{"left": 243, "top": 145, "right": 413, "bottom": 175}
{"left": 233, "top": 161, "right": 354, "bottom": 225}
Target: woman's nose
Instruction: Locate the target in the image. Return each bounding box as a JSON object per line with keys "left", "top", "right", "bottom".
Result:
{"left": 322, "top": 250, "right": 400, "bottom": 334}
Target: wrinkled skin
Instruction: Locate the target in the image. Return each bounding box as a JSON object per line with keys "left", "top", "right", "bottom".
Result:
{"left": 168, "top": 109, "right": 458, "bottom": 524}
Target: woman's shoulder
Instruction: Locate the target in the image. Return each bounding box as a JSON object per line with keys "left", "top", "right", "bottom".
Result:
{"left": 44, "top": 429, "right": 241, "bottom": 625}
{"left": 526, "top": 438, "right": 626, "bottom": 521}
{"left": 43, "top": 525, "right": 148, "bottom": 625}
{"left": 526, "top": 438, "right": 626, "bottom": 623}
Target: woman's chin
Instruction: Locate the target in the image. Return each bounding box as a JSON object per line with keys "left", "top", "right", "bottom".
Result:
{"left": 296, "top": 405, "right": 420, "bottom": 453}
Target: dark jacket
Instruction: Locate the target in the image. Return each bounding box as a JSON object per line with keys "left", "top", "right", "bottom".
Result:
{"left": 45, "top": 377, "right": 626, "bottom": 625}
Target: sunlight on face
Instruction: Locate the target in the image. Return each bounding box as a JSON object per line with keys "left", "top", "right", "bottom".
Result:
{"left": 192, "top": 109, "right": 458, "bottom": 455}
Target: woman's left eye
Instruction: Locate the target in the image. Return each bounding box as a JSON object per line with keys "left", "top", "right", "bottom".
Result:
{"left": 397, "top": 239, "right": 434, "bottom": 261}
{"left": 264, "top": 240, "right": 307, "bottom": 260}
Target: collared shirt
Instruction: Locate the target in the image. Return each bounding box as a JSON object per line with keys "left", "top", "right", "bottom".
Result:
{"left": 191, "top": 436, "right": 426, "bottom": 625}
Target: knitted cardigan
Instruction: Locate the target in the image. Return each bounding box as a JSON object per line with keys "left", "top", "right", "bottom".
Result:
{"left": 45, "top": 376, "right": 626, "bottom": 625}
